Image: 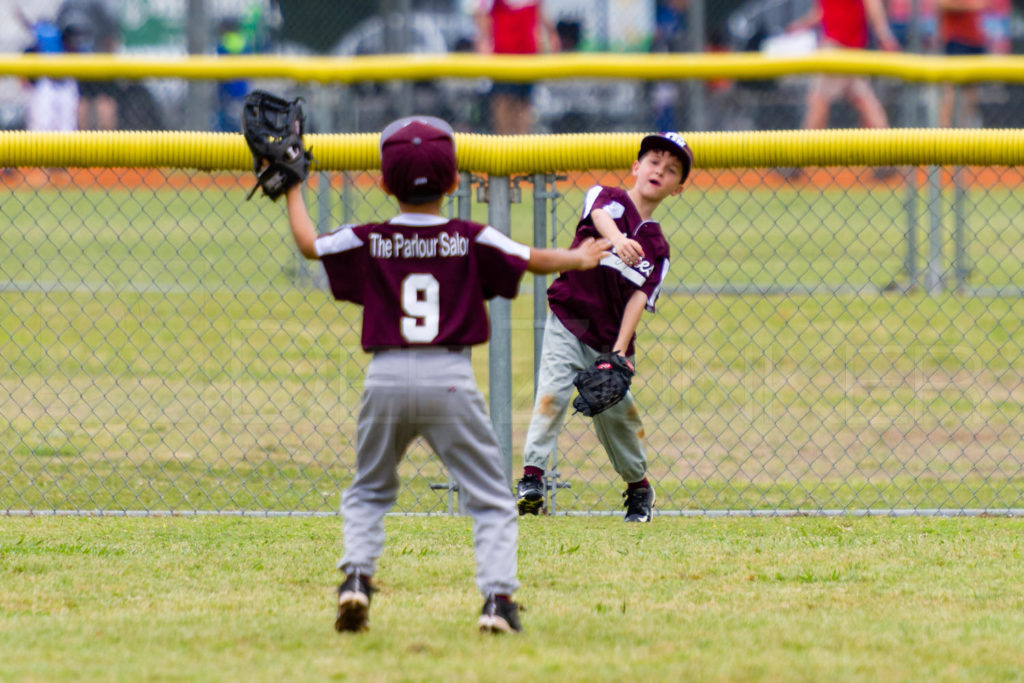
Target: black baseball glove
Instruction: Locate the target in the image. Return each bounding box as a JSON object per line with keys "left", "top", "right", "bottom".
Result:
{"left": 241, "top": 90, "right": 313, "bottom": 200}
{"left": 572, "top": 353, "right": 635, "bottom": 417}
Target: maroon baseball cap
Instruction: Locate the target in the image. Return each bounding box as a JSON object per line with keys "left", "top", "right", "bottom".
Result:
{"left": 380, "top": 115, "right": 457, "bottom": 204}
{"left": 639, "top": 132, "right": 694, "bottom": 185}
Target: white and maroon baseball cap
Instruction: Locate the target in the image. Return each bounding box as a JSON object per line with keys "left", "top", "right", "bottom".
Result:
{"left": 639, "top": 132, "right": 694, "bottom": 185}
{"left": 379, "top": 115, "right": 457, "bottom": 204}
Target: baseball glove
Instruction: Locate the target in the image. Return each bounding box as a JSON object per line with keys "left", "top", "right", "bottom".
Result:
{"left": 241, "top": 90, "right": 313, "bottom": 200}
{"left": 572, "top": 353, "right": 635, "bottom": 417}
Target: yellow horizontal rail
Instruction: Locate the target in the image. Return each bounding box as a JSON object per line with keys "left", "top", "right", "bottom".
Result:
{"left": 2, "top": 51, "right": 1023, "bottom": 84}
{"left": 2, "top": 129, "right": 1022, "bottom": 174}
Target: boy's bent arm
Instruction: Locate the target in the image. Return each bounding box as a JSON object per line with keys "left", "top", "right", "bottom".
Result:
{"left": 527, "top": 237, "right": 611, "bottom": 275}
{"left": 592, "top": 207, "right": 643, "bottom": 265}
{"left": 285, "top": 184, "right": 319, "bottom": 260}
{"left": 613, "top": 290, "right": 649, "bottom": 355}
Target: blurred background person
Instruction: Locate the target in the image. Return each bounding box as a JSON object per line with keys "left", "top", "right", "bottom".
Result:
{"left": 57, "top": 0, "right": 120, "bottom": 130}
{"left": 474, "top": 0, "right": 560, "bottom": 135}
{"left": 937, "top": 0, "right": 990, "bottom": 127}
{"left": 886, "top": 0, "right": 937, "bottom": 50}
{"left": 981, "top": 0, "right": 1010, "bottom": 54}
{"left": 17, "top": 10, "right": 78, "bottom": 187}
{"left": 790, "top": 0, "right": 901, "bottom": 132}
{"left": 653, "top": 0, "right": 689, "bottom": 53}
{"left": 19, "top": 11, "right": 78, "bottom": 133}
{"left": 651, "top": 0, "right": 689, "bottom": 132}
{"left": 215, "top": 18, "right": 253, "bottom": 132}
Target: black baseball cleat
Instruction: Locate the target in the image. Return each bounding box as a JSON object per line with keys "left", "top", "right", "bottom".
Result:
{"left": 515, "top": 474, "right": 545, "bottom": 516}
{"left": 623, "top": 485, "right": 655, "bottom": 523}
{"left": 335, "top": 571, "right": 375, "bottom": 633}
{"left": 478, "top": 594, "right": 522, "bottom": 634}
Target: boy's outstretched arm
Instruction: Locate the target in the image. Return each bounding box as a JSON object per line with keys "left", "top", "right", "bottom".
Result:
{"left": 528, "top": 237, "right": 611, "bottom": 274}
{"left": 613, "top": 290, "right": 649, "bottom": 355}
{"left": 285, "top": 184, "right": 318, "bottom": 259}
{"left": 592, "top": 208, "right": 643, "bottom": 266}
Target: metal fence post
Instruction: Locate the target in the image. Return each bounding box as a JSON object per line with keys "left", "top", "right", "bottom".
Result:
{"left": 901, "top": 83, "right": 921, "bottom": 290}
{"left": 532, "top": 173, "right": 571, "bottom": 513}
{"left": 952, "top": 91, "right": 969, "bottom": 292}
{"left": 531, "top": 175, "right": 549, "bottom": 386}
{"left": 314, "top": 85, "right": 333, "bottom": 246}
{"left": 901, "top": 0, "right": 925, "bottom": 291}
{"left": 486, "top": 176, "right": 514, "bottom": 484}
{"left": 185, "top": 0, "right": 212, "bottom": 131}
{"left": 454, "top": 173, "right": 475, "bottom": 513}
{"left": 532, "top": 174, "right": 553, "bottom": 510}
{"left": 924, "top": 84, "right": 945, "bottom": 294}
{"left": 427, "top": 172, "right": 478, "bottom": 515}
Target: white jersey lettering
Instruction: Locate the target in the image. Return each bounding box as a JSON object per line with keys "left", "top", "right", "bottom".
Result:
{"left": 439, "top": 231, "right": 469, "bottom": 257}
{"left": 361, "top": 231, "right": 472, "bottom": 259}
{"left": 368, "top": 233, "right": 393, "bottom": 257}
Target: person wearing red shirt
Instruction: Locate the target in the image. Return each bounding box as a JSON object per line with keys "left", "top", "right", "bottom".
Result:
{"left": 937, "top": 0, "right": 990, "bottom": 127}
{"left": 789, "top": 0, "right": 900, "bottom": 131}
{"left": 474, "top": 0, "right": 560, "bottom": 134}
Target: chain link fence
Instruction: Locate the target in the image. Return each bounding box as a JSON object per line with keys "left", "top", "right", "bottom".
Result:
{"left": 3, "top": 159, "right": 1023, "bottom": 515}
{"left": 2, "top": 1, "right": 1023, "bottom": 515}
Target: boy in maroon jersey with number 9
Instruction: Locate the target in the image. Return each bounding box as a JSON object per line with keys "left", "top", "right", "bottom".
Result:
{"left": 515, "top": 132, "right": 693, "bottom": 523}
{"left": 283, "top": 115, "right": 609, "bottom": 634}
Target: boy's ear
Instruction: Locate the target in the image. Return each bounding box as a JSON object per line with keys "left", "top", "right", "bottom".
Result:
{"left": 446, "top": 173, "right": 460, "bottom": 194}
{"left": 377, "top": 175, "right": 393, "bottom": 196}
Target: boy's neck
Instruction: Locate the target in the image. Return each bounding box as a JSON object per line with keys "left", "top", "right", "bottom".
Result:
{"left": 396, "top": 198, "right": 445, "bottom": 216}
{"left": 626, "top": 187, "right": 658, "bottom": 221}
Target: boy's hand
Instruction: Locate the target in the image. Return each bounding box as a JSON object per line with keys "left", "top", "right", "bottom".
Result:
{"left": 612, "top": 236, "right": 644, "bottom": 267}
{"left": 573, "top": 237, "right": 613, "bottom": 270}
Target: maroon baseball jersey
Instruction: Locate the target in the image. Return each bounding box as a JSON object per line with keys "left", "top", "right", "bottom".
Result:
{"left": 547, "top": 185, "right": 670, "bottom": 356}
{"left": 316, "top": 213, "right": 530, "bottom": 351}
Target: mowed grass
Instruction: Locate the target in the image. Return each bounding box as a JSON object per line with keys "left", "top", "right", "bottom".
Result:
{"left": 1, "top": 515, "right": 1024, "bottom": 682}
{"left": 2, "top": 172, "right": 1024, "bottom": 513}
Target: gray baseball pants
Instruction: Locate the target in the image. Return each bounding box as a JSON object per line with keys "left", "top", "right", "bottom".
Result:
{"left": 522, "top": 313, "right": 647, "bottom": 483}
{"left": 339, "top": 348, "right": 519, "bottom": 597}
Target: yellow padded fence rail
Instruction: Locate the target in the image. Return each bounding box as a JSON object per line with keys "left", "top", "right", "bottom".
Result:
{"left": 3, "top": 51, "right": 1024, "bottom": 84}
{"left": 1, "top": 129, "right": 1023, "bottom": 175}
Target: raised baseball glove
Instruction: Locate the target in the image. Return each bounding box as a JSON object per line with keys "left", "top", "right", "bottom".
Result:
{"left": 572, "top": 352, "right": 635, "bottom": 417}
{"left": 241, "top": 90, "right": 313, "bottom": 200}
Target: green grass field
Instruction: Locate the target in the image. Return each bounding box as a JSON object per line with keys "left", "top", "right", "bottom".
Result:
{"left": 2, "top": 172, "right": 1024, "bottom": 514}
{"left": 2, "top": 515, "right": 1023, "bottom": 682}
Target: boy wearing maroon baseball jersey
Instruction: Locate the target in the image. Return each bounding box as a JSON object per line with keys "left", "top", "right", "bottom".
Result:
{"left": 516, "top": 132, "right": 693, "bottom": 522}
{"left": 283, "top": 115, "right": 609, "bottom": 634}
